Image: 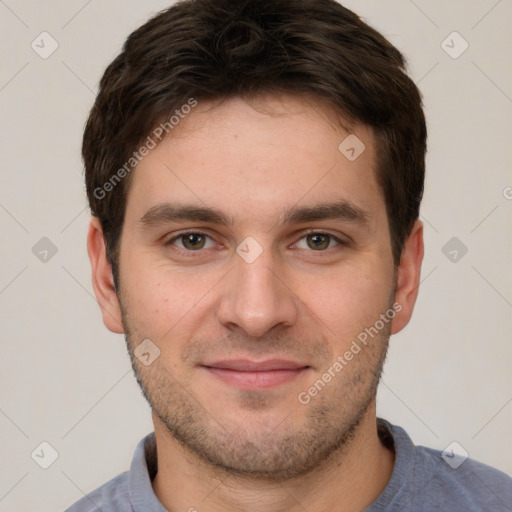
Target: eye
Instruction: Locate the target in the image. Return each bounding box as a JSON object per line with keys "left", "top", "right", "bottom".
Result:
{"left": 295, "top": 232, "right": 342, "bottom": 251}
{"left": 167, "top": 231, "right": 216, "bottom": 251}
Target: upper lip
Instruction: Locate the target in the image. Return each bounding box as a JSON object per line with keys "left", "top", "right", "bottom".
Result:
{"left": 202, "top": 359, "right": 309, "bottom": 372}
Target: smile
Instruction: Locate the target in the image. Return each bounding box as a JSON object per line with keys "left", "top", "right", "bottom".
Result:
{"left": 200, "top": 359, "right": 310, "bottom": 390}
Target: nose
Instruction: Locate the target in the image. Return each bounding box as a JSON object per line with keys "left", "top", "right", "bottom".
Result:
{"left": 216, "top": 246, "right": 299, "bottom": 338}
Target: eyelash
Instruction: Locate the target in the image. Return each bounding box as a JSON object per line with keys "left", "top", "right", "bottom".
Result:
{"left": 164, "top": 229, "right": 347, "bottom": 256}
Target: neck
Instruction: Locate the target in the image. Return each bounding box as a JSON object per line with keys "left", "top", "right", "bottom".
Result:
{"left": 151, "top": 405, "right": 395, "bottom": 512}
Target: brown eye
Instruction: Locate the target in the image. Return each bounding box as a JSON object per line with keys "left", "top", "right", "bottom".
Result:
{"left": 165, "top": 231, "right": 217, "bottom": 255}
{"left": 306, "top": 234, "right": 331, "bottom": 250}
{"left": 181, "top": 233, "right": 206, "bottom": 250}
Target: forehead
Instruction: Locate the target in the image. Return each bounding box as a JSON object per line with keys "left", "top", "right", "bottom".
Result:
{"left": 125, "top": 94, "right": 384, "bottom": 228}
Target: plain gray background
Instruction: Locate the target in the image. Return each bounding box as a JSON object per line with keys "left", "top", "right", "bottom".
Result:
{"left": 1, "top": 1, "right": 511, "bottom": 511}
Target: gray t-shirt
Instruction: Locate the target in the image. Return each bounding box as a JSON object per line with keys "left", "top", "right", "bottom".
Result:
{"left": 65, "top": 419, "right": 512, "bottom": 511}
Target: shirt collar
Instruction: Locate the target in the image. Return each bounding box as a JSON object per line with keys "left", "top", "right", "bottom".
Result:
{"left": 128, "top": 432, "right": 168, "bottom": 511}
{"left": 126, "top": 420, "right": 413, "bottom": 511}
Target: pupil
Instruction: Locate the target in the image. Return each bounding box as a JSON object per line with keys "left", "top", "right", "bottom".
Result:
{"left": 184, "top": 234, "right": 204, "bottom": 249}
{"left": 308, "top": 234, "right": 329, "bottom": 250}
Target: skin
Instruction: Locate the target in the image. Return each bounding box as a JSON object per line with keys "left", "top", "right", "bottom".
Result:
{"left": 88, "top": 94, "right": 424, "bottom": 512}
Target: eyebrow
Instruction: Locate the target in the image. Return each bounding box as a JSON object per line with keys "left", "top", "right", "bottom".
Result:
{"left": 139, "top": 203, "right": 233, "bottom": 228}
{"left": 279, "top": 201, "right": 369, "bottom": 226}
{"left": 138, "top": 200, "right": 370, "bottom": 229}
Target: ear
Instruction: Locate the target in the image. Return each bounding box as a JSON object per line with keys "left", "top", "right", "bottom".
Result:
{"left": 391, "top": 220, "right": 424, "bottom": 334}
{"left": 87, "top": 217, "right": 124, "bottom": 334}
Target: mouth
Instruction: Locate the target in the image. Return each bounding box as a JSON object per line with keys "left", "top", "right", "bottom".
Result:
{"left": 200, "top": 359, "right": 311, "bottom": 390}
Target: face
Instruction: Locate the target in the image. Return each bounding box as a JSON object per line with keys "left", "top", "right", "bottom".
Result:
{"left": 97, "top": 94, "right": 418, "bottom": 480}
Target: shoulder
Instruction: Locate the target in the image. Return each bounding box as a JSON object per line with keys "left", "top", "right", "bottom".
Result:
{"left": 64, "top": 471, "right": 131, "bottom": 512}
{"left": 373, "top": 420, "right": 512, "bottom": 512}
{"left": 415, "top": 444, "right": 512, "bottom": 510}
{"left": 63, "top": 432, "right": 158, "bottom": 512}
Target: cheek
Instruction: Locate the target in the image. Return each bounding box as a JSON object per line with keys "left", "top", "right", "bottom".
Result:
{"left": 300, "top": 260, "right": 393, "bottom": 343}
{"left": 120, "top": 256, "right": 218, "bottom": 342}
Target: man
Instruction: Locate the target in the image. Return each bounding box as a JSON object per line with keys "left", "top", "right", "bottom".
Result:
{"left": 66, "top": 0, "right": 512, "bottom": 510}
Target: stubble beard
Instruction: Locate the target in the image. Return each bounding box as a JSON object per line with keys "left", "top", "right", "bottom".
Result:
{"left": 120, "top": 299, "right": 391, "bottom": 482}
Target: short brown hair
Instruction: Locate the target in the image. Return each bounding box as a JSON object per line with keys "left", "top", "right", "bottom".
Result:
{"left": 83, "top": 0, "right": 426, "bottom": 279}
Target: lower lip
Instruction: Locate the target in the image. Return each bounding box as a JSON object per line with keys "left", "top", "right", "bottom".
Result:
{"left": 203, "top": 367, "right": 308, "bottom": 390}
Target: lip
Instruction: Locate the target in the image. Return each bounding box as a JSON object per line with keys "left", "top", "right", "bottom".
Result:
{"left": 200, "top": 359, "right": 310, "bottom": 390}
{"left": 204, "top": 359, "right": 308, "bottom": 371}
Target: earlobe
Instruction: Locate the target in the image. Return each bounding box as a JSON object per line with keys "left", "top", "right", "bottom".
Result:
{"left": 87, "top": 217, "right": 124, "bottom": 334}
{"left": 391, "top": 220, "right": 424, "bottom": 334}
